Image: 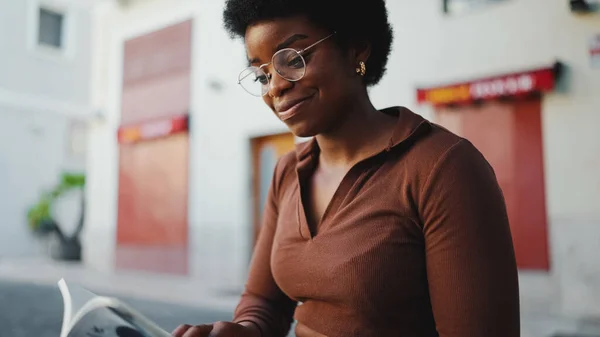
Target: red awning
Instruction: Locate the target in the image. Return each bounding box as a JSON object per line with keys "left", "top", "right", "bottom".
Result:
{"left": 416, "top": 62, "right": 561, "bottom": 107}
{"left": 117, "top": 114, "right": 189, "bottom": 144}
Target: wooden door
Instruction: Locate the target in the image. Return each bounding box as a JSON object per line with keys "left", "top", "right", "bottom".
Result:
{"left": 251, "top": 133, "right": 296, "bottom": 245}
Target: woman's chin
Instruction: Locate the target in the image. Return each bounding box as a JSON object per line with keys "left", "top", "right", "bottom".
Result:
{"left": 285, "top": 122, "right": 319, "bottom": 139}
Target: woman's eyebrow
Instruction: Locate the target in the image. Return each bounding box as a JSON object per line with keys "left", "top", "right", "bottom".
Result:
{"left": 247, "top": 33, "right": 310, "bottom": 66}
{"left": 275, "top": 34, "right": 309, "bottom": 51}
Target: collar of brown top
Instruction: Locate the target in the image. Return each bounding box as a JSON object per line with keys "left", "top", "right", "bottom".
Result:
{"left": 294, "top": 106, "right": 431, "bottom": 162}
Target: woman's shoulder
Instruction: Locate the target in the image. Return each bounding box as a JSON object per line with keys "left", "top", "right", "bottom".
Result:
{"left": 390, "top": 107, "right": 478, "bottom": 168}
{"left": 391, "top": 108, "right": 494, "bottom": 191}
{"left": 414, "top": 120, "right": 489, "bottom": 174}
{"left": 417, "top": 123, "right": 479, "bottom": 165}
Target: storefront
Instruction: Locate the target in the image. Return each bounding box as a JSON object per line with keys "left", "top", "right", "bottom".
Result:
{"left": 115, "top": 19, "right": 193, "bottom": 275}
{"left": 116, "top": 115, "right": 190, "bottom": 275}
{"left": 416, "top": 63, "right": 562, "bottom": 271}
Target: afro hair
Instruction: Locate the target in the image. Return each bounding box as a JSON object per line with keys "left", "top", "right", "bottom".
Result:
{"left": 223, "top": 0, "right": 394, "bottom": 86}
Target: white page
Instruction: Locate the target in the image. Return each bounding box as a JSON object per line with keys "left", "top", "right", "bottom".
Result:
{"left": 58, "top": 278, "right": 98, "bottom": 337}
{"left": 58, "top": 278, "right": 171, "bottom": 337}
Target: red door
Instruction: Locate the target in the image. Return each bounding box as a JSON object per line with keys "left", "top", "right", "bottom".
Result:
{"left": 116, "top": 19, "right": 192, "bottom": 275}
{"left": 117, "top": 132, "right": 189, "bottom": 274}
{"left": 435, "top": 98, "right": 550, "bottom": 270}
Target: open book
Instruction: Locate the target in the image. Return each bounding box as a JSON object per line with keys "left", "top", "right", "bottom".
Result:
{"left": 58, "top": 278, "right": 172, "bottom": 337}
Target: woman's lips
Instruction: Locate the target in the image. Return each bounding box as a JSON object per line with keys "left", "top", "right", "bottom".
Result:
{"left": 277, "top": 96, "right": 312, "bottom": 121}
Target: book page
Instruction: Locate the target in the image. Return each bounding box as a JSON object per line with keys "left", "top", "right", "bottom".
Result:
{"left": 58, "top": 279, "right": 170, "bottom": 337}
{"left": 58, "top": 278, "right": 98, "bottom": 337}
{"left": 102, "top": 300, "right": 172, "bottom": 337}
{"left": 66, "top": 299, "right": 171, "bottom": 337}
{"left": 66, "top": 306, "right": 153, "bottom": 337}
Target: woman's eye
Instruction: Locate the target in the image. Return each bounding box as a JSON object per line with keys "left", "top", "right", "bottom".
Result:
{"left": 287, "top": 55, "right": 304, "bottom": 68}
{"left": 254, "top": 75, "right": 269, "bottom": 85}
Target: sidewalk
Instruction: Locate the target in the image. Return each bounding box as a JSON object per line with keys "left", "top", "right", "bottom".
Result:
{"left": 0, "top": 257, "right": 240, "bottom": 313}
{"left": 2, "top": 257, "right": 599, "bottom": 337}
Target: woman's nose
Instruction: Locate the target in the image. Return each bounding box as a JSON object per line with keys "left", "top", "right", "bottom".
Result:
{"left": 267, "top": 70, "right": 293, "bottom": 98}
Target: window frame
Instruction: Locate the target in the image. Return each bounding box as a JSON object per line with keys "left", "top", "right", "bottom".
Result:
{"left": 27, "top": 0, "right": 75, "bottom": 61}
{"left": 38, "top": 7, "right": 65, "bottom": 49}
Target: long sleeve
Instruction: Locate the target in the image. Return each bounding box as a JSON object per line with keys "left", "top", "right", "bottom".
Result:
{"left": 233, "top": 158, "right": 297, "bottom": 337}
{"left": 419, "top": 139, "right": 521, "bottom": 337}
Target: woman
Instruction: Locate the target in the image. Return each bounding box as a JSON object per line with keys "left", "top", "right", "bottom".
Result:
{"left": 173, "top": 0, "right": 520, "bottom": 336}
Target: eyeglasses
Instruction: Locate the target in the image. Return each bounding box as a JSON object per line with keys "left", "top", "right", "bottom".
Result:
{"left": 237, "top": 33, "right": 335, "bottom": 97}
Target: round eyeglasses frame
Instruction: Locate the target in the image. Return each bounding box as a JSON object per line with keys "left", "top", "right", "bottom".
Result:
{"left": 237, "top": 33, "right": 336, "bottom": 97}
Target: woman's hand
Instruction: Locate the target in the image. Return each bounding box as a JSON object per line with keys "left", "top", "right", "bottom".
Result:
{"left": 171, "top": 321, "right": 261, "bottom": 337}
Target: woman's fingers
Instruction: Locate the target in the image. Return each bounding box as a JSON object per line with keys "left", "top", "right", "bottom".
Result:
{"left": 172, "top": 324, "right": 192, "bottom": 337}
{"left": 182, "top": 324, "right": 214, "bottom": 337}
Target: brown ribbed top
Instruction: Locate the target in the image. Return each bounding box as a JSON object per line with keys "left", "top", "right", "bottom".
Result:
{"left": 234, "top": 107, "right": 520, "bottom": 337}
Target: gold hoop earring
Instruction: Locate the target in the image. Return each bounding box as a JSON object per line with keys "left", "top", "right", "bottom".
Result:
{"left": 356, "top": 61, "right": 366, "bottom": 76}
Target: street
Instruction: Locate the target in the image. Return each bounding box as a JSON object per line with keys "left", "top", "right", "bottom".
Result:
{"left": 0, "top": 280, "right": 233, "bottom": 337}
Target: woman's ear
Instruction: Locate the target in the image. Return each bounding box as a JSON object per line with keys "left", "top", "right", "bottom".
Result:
{"left": 353, "top": 40, "right": 372, "bottom": 64}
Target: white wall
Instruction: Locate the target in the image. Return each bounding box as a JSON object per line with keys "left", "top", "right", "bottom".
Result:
{"left": 86, "top": 0, "right": 600, "bottom": 326}
{"left": 0, "top": 0, "right": 94, "bottom": 106}
{"left": 0, "top": 108, "right": 64, "bottom": 256}
{"left": 0, "top": 0, "right": 93, "bottom": 257}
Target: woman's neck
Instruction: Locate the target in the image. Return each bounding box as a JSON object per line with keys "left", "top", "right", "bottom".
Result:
{"left": 315, "top": 96, "right": 396, "bottom": 169}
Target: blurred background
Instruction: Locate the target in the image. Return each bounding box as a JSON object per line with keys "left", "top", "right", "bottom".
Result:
{"left": 0, "top": 0, "right": 599, "bottom": 336}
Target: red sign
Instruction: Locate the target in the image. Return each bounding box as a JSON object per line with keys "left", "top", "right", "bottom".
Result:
{"left": 117, "top": 115, "right": 189, "bottom": 144}
{"left": 416, "top": 64, "right": 558, "bottom": 106}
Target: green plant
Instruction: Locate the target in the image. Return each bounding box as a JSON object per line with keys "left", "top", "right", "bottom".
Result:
{"left": 27, "top": 172, "right": 86, "bottom": 233}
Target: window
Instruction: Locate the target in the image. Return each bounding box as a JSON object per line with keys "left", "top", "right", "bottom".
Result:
{"left": 27, "top": 0, "right": 74, "bottom": 60}
{"left": 444, "top": 0, "right": 509, "bottom": 14}
{"left": 38, "top": 7, "right": 64, "bottom": 49}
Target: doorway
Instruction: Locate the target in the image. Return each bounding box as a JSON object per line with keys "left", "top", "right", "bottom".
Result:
{"left": 250, "top": 132, "right": 296, "bottom": 245}
{"left": 115, "top": 19, "right": 192, "bottom": 275}
{"left": 116, "top": 131, "right": 190, "bottom": 274}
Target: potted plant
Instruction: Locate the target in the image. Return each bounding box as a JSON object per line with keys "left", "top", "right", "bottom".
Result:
{"left": 27, "top": 172, "right": 86, "bottom": 261}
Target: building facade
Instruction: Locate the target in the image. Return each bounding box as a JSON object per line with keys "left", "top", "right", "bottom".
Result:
{"left": 0, "top": 0, "right": 96, "bottom": 257}
{"left": 84, "top": 0, "right": 284, "bottom": 291}
{"left": 85, "top": 0, "right": 600, "bottom": 334}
